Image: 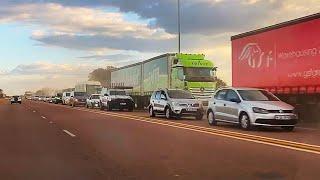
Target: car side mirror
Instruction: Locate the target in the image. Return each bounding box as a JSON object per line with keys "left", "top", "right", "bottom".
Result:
{"left": 230, "top": 98, "right": 241, "bottom": 103}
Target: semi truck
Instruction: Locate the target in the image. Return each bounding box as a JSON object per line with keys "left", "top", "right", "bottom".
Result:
{"left": 111, "top": 53, "right": 217, "bottom": 108}
{"left": 231, "top": 13, "right": 320, "bottom": 123}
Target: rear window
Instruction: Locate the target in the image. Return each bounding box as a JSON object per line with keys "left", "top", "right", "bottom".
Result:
{"left": 109, "top": 91, "right": 126, "bottom": 96}
{"left": 74, "top": 92, "right": 86, "bottom": 96}
{"left": 91, "top": 95, "right": 100, "bottom": 99}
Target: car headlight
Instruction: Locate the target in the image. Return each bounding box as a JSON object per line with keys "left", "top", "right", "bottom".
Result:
{"left": 252, "top": 107, "right": 269, "bottom": 114}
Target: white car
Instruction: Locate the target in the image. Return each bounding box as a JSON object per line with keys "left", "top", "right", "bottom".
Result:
{"left": 86, "top": 94, "right": 101, "bottom": 109}
{"left": 207, "top": 87, "right": 298, "bottom": 131}
{"left": 62, "top": 92, "right": 71, "bottom": 105}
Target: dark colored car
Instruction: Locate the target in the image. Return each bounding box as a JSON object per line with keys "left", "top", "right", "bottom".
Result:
{"left": 69, "top": 91, "right": 88, "bottom": 107}
{"left": 52, "top": 93, "right": 63, "bottom": 104}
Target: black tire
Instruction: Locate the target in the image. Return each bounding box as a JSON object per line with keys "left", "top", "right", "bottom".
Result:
{"left": 86, "top": 104, "right": 89, "bottom": 108}
{"left": 165, "top": 107, "right": 172, "bottom": 119}
{"left": 107, "top": 104, "right": 112, "bottom": 111}
{"left": 149, "top": 106, "right": 155, "bottom": 117}
{"left": 207, "top": 110, "right": 217, "bottom": 126}
{"left": 100, "top": 104, "right": 105, "bottom": 111}
{"left": 195, "top": 113, "right": 203, "bottom": 120}
{"left": 282, "top": 126, "right": 294, "bottom": 132}
{"left": 239, "top": 113, "right": 251, "bottom": 130}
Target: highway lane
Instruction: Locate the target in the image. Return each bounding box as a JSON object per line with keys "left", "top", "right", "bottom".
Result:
{"left": 0, "top": 100, "right": 132, "bottom": 180}
{"left": 18, "top": 100, "right": 320, "bottom": 179}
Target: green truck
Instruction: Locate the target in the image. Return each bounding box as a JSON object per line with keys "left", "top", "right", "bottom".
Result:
{"left": 111, "top": 53, "right": 217, "bottom": 108}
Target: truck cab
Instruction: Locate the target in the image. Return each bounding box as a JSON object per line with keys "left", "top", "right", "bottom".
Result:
{"left": 171, "top": 54, "right": 217, "bottom": 106}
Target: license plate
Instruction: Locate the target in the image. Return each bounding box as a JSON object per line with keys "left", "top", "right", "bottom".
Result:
{"left": 120, "top": 103, "right": 127, "bottom": 105}
{"left": 275, "top": 115, "right": 291, "bottom": 120}
{"left": 186, "top": 108, "right": 197, "bottom": 112}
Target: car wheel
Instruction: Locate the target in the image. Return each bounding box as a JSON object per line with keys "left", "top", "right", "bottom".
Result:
{"left": 240, "top": 113, "right": 251, "bottom": 130}
{"left": 86, "top": 104, "right": 89, "bottom": 108}
{"left": 281, "top": 126, "right": 294, "bottom": 132}
{"left": 100, "top": 104, "right": 105, "bottom": 111}
{"left": 208, "top": 111, "right": 217, "bottom": 126}
{"left": 149, "top": 106, "right": 155, "bottom": 117}
{"left": 107, "top": 104, "right": 112, "bottom": 111}
{"left": 195, "top": 113, "right": 203, "bottom": 120}
{"left": 165, "top": 107, "right": 172, "bottom": 119}
{"left": 128, "top": 107, "right": 134, "bottom": 112}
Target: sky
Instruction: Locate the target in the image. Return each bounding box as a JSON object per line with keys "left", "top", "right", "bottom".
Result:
{"left": 0, "top": 0, "right": 319, "bottom": 95}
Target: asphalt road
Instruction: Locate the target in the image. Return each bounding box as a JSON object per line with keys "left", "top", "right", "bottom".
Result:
{"left": 1, "top": 99, "right": 320, "bottom": 179}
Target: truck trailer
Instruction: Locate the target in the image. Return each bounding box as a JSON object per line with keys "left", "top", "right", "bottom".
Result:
{"left": 75, "top": 81, "right": 102, "bottom": 95}
{"left": 231, "top": 13, "right": 320, "bottom": 123}
{"left": 111, "top": 53, "right": 217, "bottom": 108}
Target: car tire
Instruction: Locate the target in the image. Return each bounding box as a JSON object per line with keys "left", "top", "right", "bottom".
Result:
{"left": 240, "top": 113, "right": 251, "bottom": 130}
{"left": 195, "top": 113, "right": 203, "bottom": 120}
{"left": 100, "top": 104, "right": 105, "bottom": 111}
{"left": 165, "top": 107, "right": 172, "bottom": 119}
{"left": 86, "top": 104, "right": 89, "bottom": 108}
{"left": 207, "top": 111, "right": 217, "bottom": 126}
{"left": 149, "top": 106, "right": 155, "bottom": 117}
{"left": 107, "top": 104, "right": 112, "bottom": 111}
{"left": 281, "top": 126, "right": 294, "bottom": 132}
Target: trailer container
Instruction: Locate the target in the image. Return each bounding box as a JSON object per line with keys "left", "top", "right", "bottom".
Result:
{"left": 232, "top": 13, "right": 320, "bottom": 123}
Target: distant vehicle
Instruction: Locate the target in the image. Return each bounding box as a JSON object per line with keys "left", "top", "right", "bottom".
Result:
{"left": 52, "top": 93, "right": 63, "bottom": 104}
{"left": 69, "top": 91, "right": 88, "bottom": 107}
{"left": 86, "top": 94, "right": 101, "bottom": 109}
{"left": 62, "top": 92, "right": 71, "bottom": 105}
{"left": 207, "top": 87, "right": 298, "bottom": 131}
{"left": 149, "top": 89, "right": 204, "bottom": 120}
{"left": 10, "top": 96, "right": 22, "bottom": 104}
{"left": 100, "top": 88, "right": 134, "bottom": 111}
{"left": 75, "top": 81, "right": 101, "bottom": 96}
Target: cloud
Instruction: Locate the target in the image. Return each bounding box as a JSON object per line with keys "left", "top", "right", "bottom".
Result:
{"left": 0, "top": 3, "right": 175, "bottom": 39}
{"left": 31, "top": 33, "right": 177, "bottom": 52}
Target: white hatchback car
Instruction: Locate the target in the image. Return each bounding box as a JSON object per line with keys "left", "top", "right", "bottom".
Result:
{"left": 207, "top": 87, "right": 298, "bottom": 131}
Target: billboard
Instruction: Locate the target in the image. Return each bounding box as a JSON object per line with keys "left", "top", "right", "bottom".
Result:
{"left": 143, "top": 56, "right": 169, "bottom": 93}
{"left": 232, "top": 17, "right": 320, "bottom": 89}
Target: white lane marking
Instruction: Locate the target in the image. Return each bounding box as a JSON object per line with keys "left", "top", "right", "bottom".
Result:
{"left": 63, "top": 130, "right": 76, "bottom": 137}
{"left": 41, "top": 116, "right": 47, "bottom": 119}
{"left": 33, "top": 110, "right": 36, "bottom": 113}
{"left": 49, "top": 121, "right": 53, "bottom": 124}
{"left": 296, "top": 127, "right": 319, "bottom": 131}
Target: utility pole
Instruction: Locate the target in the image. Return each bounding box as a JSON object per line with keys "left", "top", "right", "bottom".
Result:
{"left": 178, "top": 0, "right": 181, "bottom": 54}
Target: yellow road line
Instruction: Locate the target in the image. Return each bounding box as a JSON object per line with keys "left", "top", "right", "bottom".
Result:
{"left": 38, "top": 102, "right": 320, "bottom": 155}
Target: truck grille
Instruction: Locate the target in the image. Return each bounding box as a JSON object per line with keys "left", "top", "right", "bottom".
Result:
{"left": 189, "top": 88, "right": 215, "bottom": 99}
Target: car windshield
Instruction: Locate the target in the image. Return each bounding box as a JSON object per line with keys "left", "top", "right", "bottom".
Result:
{"left": 109, "top": 91, "right": 126, "bottom": 96}
{"left": 237, "top": 90, "right": 279, "bottom": 101}
{"left": 167, "top": 90, "right": 195, "bottom": 99}
{"left": 91, "top": 95, "right": 100, "bottom": 99}
{"left": 74, "top": 92, "right": 86, "bottom": 96}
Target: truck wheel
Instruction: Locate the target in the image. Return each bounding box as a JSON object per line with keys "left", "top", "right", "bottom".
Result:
{"left": 281, "top": 126, "right": 294, "bottom": 132}
{"left": 149, "top": 106, "right": 155, "bottom": 117}
{"left": 165, "top": 107, "right": 172, "bottom": 119}
{"left": 240, "top": 113, "right": 251, "bottom": 130}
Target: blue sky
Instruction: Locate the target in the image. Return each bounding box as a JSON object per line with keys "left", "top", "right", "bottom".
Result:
{"left": 0, "top": 0, "right": 319, "bottom": 95}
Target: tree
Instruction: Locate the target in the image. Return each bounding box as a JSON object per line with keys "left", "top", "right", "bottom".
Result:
{"left": 216, "top": 78, "right": 228, "bottom": 89}
{"left": 88, "top": 66, "right": 115, "bottom": 88}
